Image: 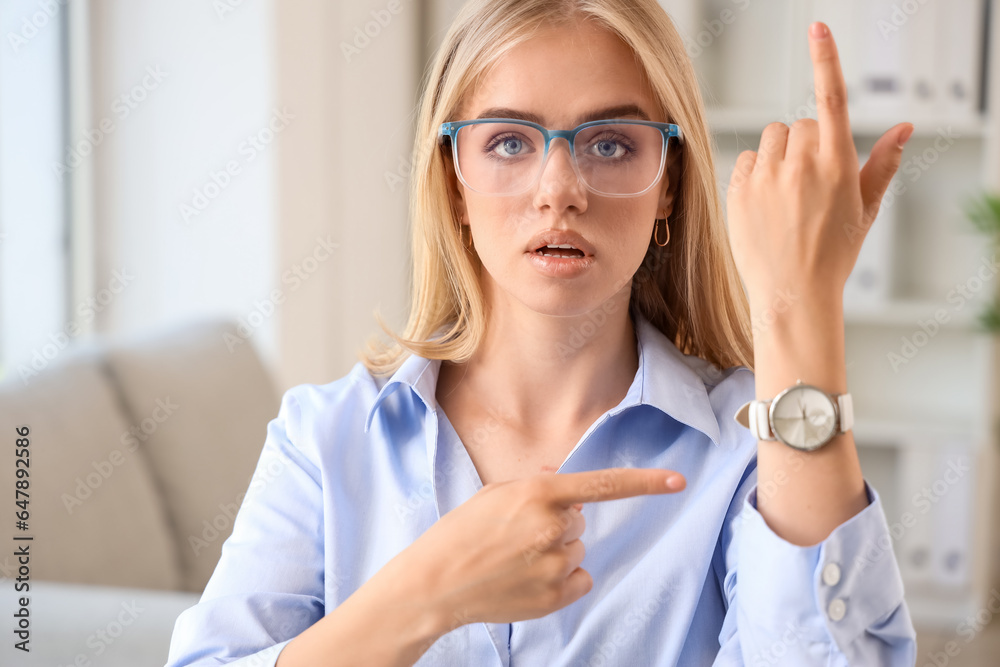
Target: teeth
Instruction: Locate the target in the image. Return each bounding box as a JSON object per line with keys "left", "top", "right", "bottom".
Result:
{"left": 545, "top": 244, "right": 577, "bottom": 249}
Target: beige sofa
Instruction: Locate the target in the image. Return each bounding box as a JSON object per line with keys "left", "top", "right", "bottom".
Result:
{"left": 0, "top": 318, "right": 280, "bottom": 593}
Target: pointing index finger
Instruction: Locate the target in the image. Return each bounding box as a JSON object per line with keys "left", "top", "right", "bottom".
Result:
{"left": 809, "top": 21, "right": 852, "bottom": 155}
{"left": 545, "top": 467, "right": 686, "bottom": 507}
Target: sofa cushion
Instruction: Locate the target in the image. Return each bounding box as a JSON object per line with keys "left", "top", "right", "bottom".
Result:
{"left": 102, "top": 318, "right": 279, "bottom": 592}
{"left": 0, "top": 346, "right": 183, "bottom": 590}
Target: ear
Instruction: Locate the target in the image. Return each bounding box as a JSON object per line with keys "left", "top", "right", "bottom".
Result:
{"left": 658, "top": 153, "right": 682, "bottom": 218}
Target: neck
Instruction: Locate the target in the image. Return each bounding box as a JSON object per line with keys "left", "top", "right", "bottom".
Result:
{"left": 438, "top": 285, "right": 640, "bottom": 431}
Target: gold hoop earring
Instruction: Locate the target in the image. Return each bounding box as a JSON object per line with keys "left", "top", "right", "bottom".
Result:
{"left": 654, "top": 217, "right": 670, "bottom": 247}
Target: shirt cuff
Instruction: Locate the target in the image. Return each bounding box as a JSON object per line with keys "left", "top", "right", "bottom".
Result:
{"left": 164, "top": 635, "right": 292, "bottom": 667}
{"left": 735, "top": 480, "right": 908, "bottom": 653}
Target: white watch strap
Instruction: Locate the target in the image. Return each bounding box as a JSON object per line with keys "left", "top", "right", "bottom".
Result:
{"left": 837, "top": 393, "right": 853, "bottom": 432}
{"left": 750, "top": 400, "right": 772, "bottom": 440}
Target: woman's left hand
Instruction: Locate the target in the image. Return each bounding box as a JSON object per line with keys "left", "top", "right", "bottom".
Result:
{"left": 725, "top": 21, "right": 914, "bottom": 314}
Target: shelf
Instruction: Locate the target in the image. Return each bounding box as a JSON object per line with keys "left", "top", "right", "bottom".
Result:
{"left": 706, "top": 106, "right": 989, "bottom": 138}
{"left": 852, "top": 415, "right": 985, "bottom": 448}
{"left": 843, "top": 299, "right": 992, "bottom": 331}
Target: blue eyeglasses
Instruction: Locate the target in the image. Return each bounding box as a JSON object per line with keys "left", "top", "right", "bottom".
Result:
{"left": 438, "top": 118, "right": 683, "bottom": 197}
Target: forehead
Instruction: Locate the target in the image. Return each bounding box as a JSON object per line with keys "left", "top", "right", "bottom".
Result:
{"left": 460, "top": 18, "right": 661, "bottom": 127}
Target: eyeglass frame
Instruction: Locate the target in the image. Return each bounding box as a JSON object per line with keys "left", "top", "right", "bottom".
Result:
{"left": 437, "top": 117, "right": 684, "bottom": 198}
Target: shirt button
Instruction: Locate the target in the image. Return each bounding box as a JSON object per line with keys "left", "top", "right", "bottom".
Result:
{"left": 828, "top": 598, "right": 847, "bottom": 621}
{"left": 822, "top": 562, "right": 841, "bottom": 586}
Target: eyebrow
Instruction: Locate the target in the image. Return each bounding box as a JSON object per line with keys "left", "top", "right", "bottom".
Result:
{"left": 473, "top": 103, "right": 652, "bottom": 126}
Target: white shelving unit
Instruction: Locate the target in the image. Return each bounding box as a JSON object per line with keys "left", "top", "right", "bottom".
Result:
{"left": 665, "top": 0, "right": 1000, "bottom": 629}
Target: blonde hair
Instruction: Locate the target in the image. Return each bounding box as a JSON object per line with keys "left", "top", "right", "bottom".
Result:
{"left": 359, "top": 0, "right": 754, "bottom": 378}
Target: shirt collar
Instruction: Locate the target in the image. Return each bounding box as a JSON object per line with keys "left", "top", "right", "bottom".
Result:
{"left": 363, "top": 309, "right": 723, "bottom": 447}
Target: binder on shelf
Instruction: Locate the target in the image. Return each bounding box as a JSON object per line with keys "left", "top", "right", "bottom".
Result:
{"left": 854, "top": 0, "right": 908, "bottom": 115}
{"left": 929, "top": 438, "right": 973, "bottom": 590}
{"left": 935, "top": 0, "right": 985, "bottom": 120}
{"left": 896, "top": 444, "right": 936, "bottom": 587}
{"left": 901, "top": 0, "right": 938, "bottom": 114}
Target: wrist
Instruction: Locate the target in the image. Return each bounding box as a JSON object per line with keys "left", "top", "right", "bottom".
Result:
{"left": 367, "top": 555, "right": 456, "bottom": 651}
{"left": 750, "top": 290, "right": 847, "bottom": 399}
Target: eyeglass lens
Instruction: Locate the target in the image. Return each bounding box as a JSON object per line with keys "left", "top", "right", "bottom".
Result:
{"left": 454, "top": 122, "right": 665, "bottom": 195}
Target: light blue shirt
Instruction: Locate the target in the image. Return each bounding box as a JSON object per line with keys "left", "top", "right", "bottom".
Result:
{"left": 164, "top": 308, "right": 917, "bottom": 666}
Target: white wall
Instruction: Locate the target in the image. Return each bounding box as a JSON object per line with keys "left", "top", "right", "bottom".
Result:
{"left": 88, "top": 0, "right": 278, "bottom": 373}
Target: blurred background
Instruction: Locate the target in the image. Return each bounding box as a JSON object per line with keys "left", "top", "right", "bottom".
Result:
{"left": 1, "top": 0, "right": 999, "bottom": 665}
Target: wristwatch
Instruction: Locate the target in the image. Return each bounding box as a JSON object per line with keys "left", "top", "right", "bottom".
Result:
{"left": 732, "top": 379, "right": 853, "bottom": 451}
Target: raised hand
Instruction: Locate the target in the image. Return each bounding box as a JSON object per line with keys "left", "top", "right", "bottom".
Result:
{"left": 725, "top": 21, "right": 914, "bottom": 313}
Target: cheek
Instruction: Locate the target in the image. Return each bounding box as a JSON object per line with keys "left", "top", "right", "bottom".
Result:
{"left": 467, "top": 201, "right": 529, "bottom": 250}
{"left": 602, "top": 207, "right": 655, "bottom": 252}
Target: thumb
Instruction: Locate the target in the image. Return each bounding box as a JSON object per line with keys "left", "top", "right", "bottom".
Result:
{"left": 859, "top": 122, "right": 913, "bottom": 221}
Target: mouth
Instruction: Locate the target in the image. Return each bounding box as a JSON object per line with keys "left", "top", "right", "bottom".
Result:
{"left": 532, "top": 244, "right": 587, "bottom": 258}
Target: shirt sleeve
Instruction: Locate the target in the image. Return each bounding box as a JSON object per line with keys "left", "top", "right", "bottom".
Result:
{"left": 712, "top": 457, "right": 917, "bottom": 666}
{"left": 163, "top": 388, "right": 326, "bottom": 667}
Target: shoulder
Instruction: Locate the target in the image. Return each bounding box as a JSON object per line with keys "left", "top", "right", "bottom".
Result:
{"left": 271, "top": 361, "right": 379, "bottom": 460}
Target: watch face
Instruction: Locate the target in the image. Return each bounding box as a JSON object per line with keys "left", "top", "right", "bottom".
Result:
{"left": 769, "top": 384, "right": 837, "bottom": 450}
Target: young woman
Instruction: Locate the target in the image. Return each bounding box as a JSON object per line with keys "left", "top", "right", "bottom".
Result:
{"left": 166, "top": 1, "right": 918, "bottom": 665}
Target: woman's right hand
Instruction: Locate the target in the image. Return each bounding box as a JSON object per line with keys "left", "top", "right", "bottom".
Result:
{"left": 378, "top": 466, "right": 687, "bottom": 634}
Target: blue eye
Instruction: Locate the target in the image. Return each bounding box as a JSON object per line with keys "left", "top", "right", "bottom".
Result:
{"left": 484, "top": 132, "right": 533, "bottom": 160}
{"left": 595, "top": 140, "right": 620, "bottom": 157}
{"left": 586, "top": 132, "right": 635, "bottom": 160}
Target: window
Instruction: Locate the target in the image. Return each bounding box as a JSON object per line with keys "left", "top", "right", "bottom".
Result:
{"left": 0, "top": 0, "right": 70, "bottom": 383}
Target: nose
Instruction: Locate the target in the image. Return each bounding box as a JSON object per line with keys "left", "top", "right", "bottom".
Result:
{"left": 534, "top": 137, "right": 588, "bottom": 205}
